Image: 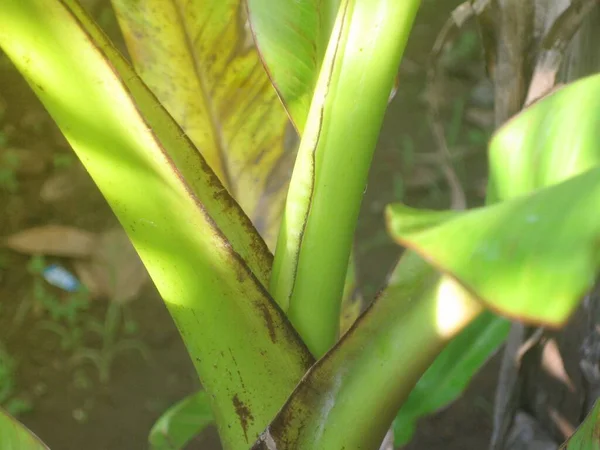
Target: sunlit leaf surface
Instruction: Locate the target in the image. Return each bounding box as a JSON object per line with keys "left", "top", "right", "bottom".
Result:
{"left": 0, "top": 2, "right": 313, "bottom": 448}
{"left": 387, "top": 167, "right": 600, "bottom": 325}
{"left": 112, "top": 0, "right": 295, "bottom": 249}
{"left": 0, "top": 408, "right": 49, "bottom": 450}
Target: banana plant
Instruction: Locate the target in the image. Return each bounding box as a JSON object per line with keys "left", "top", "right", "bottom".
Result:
{"left": 1, "top": 1, "right": 600, "bottom": 450}
{"left": 559, "top": 399, "right": 600, "bottom": 450}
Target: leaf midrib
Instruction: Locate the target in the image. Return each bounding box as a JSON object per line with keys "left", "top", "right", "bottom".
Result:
{"left": 173, "top": 0, "right": 233, "bottom": 190}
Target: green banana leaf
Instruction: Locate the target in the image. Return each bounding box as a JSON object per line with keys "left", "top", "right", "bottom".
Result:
{"left": 247, "top": 0, "right": 340, "bottom": 132}
{"left": 387, "top": 166, "right": 600, "bottom": 325}
{"left": 281, "top": 151, "right": 600, "bottom": 449}
{"left": 110, "top": 3, "right": 365, "bottom": 441}
{"left": 488, "top": 73, "right": 600, "bottom": 203}
{"left": 110, "top": 0, "right": 362, "bottom": 334}
{"left": 0, "top": 408, "right": 49, "bottom": 450}
{"left": 149, "top": 391, "right": 213, "bottom": 450}
{"left": 252, "top": 252, "right": 483, "bottom": 450}
{"left": 146, "top": 255, "right": 360, "bottom": 450}
{"left": 559, "top": 399, "right": 600, "bottom": 449}
{"left": 111, "top": 0, "right": 294, "bottom": 250}
{"left": 386, "top": 207, "right": 510, "bottom": 445}
{"left": 388, "top": 74, "right": 600, "bottom": 326}
{"left": 382, "top": 192, "right": 509, "bottom": 445}
{"left": 391, "top": 73, "right": 600, "bottom": 445}
{"left": 0, "top": 2, "right": 313, "bottom": 449}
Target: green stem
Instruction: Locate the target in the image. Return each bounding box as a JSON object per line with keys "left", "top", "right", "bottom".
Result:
{"left": 318, "top": 1, "right": 342, "bottom": 68}
{"left": 271, "top": 0, "right": 422, "bottom": 357}
{"left": 256, "top": 253, "right": 483, "bottom": 450}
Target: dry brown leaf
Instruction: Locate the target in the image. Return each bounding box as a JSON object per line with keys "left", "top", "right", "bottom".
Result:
{"left": 3, "top": 225, "right": 97, "bottom": 258}
{"left": 74, "top": 227, "right": 148, "bottom": 303}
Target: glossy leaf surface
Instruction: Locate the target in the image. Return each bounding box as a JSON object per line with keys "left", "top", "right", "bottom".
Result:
{"left": 0, "top": 2, "right": 313, "bottom": 448}
{"left": 253, "top": 252, "right": 482, "bottom": 450}
{"left": 112, "top": 0, "right": 294, "bottom": 249}
{"left": 247, "top": 0, "right": 340, "bottom": 131}
{"left": 559, "top": 399, "right": 600, "bottom": 449}
{"left": 149, "top": 391, "right": 213, "bottom": 450}
{"left": 488, "top": 73, "right": 600, "bottom": 203}
{"left": 387, "top": 167, "right": 600, "bottom": 325}
{"left": 0, "top": 408, "right": 49, "bottom": 450}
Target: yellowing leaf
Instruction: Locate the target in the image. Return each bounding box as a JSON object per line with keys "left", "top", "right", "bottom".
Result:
{"left": 111, "top": 0, "right": 293, "bottom": 249}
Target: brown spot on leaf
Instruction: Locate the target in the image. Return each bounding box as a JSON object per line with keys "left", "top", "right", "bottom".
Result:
{"left": 232, "top": 394, "right": 254, "bottom": 442}
{"left": 256, "top": 303, "right": 277, "bottom": 344}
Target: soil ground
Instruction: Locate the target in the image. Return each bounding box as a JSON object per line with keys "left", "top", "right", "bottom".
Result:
{"left": 0, "top": 1, "right": 500, "bottom": 448}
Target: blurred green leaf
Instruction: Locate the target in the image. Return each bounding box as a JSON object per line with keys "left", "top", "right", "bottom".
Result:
{"left": 0, "top": 408, "right": 49, "bottom": 449}
{"left": 560, "top": 399, "right": 600, "bottom": 449}
{"left": 388, "top": 28, "right": 600, "bottom": 450}
{"left": 488, "top": 73, "right": 600, "bottom": 203}
{"left": 387, "top": 166, "right": 600, "bottom": 325}
{"left": 393, "top": 312, "right": 509, "bottom": 445}
{"left": 149, "top": 391, "right": 213, "bottom": 450}
{"left": 385, "top": 203, "right": 507, "bottom": 445}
